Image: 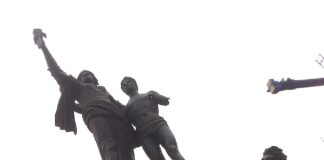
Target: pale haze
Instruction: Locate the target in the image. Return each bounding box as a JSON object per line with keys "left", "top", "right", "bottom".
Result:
{"left": 2, "top": 1, "right": 324, "bottom": 160}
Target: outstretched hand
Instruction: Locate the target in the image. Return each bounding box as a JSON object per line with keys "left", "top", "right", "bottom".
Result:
{"left": 33, "top": 29, "right": 47, "bottom": 49}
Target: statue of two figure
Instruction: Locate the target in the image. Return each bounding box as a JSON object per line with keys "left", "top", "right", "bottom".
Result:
{"left": 33, "top": 29, "right": 185, "bottom": 160}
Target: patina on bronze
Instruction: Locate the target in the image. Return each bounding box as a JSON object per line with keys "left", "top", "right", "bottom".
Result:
{"left": 33, "top": 29, "right": 137, "bottom": 160}
{"left": 267, "top": 77, "right": 324, "bottom": 94}
{"left": 121, "top": 77, "right": 185, "bottom": 160}
{"left": 261, "top": 146, "right": 287, "bottom": 160}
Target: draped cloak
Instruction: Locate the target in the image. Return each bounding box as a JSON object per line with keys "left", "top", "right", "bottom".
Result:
{"left": 53, "top": 76, "right": 137, "bottom": 160}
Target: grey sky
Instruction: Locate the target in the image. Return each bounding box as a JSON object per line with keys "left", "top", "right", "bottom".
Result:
{"left": 2, "top": 0, "right": 324, "bottom": 159}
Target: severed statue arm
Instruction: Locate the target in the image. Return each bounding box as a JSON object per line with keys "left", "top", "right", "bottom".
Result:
{"left": 148, "top": 90, "right": 170, "bottom": 106}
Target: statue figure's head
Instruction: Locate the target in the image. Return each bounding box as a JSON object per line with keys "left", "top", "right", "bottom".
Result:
{"left": 121, "top": 76, "right": 138, "bottom": 95}
{"left": 77, "top": 70, "right": 99, "bottom": 85}
{"left": 262, "top": 146, "right": 287, "bottom": 160}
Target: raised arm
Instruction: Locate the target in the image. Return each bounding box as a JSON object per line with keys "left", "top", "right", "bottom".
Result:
{"left": 148, "top": 90, "right": 170, "bottom": 106}
{"left": 33, "top": 29, "right": 69, "bottom": 85}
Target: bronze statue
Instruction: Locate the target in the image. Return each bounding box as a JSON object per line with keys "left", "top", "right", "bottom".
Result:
{"left": 267, "top": 55, "right": 324, "bottom": 94}
{"left": 33, "top": 29, "right": 136, "bottom": 160}
{"left": 262, "top": 146, "right": 287, "bottom": 160}
{"left": 267, "top": 77, "right": 324, "bottom": 94}
{"left": 121, "top": 77, "right": 185, "bottom": 160}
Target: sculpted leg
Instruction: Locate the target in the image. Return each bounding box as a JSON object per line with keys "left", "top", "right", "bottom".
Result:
{"left": 157, "top": 126, "right": 185, "bottom": 160}
{"left": 141, "top": 137, "right": 166, "bottom": 160}
{"left": 88, "top": 117, "right": 118, "bottom": 160}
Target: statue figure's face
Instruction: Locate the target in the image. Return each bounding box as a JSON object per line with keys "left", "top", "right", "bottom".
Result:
{"left": 121, "top": 77, "right": 138, "bottom": 95}
{"left": 78, "top": 70, "right": 98, "bottom": 85}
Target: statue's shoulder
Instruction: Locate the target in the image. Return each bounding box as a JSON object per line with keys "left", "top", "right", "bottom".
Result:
{"left": 98, "top": 85, "right": 107, "bottom": 91}
{"left": 147, "top": 90, "right": 160, "bottom": 98}
{"left": 147, "top": 90, "right": 155, "bottom": 94}
{"left": 127, "top": 93, "right": 147, "bottom": 106}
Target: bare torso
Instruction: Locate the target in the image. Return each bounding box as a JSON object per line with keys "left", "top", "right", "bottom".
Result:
{"left": 126, "top": 92, "right": 159, "bottom": 125}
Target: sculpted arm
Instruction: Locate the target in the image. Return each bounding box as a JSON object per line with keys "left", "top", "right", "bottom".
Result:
{"left": 33, "top": 29, "right": 69, "bottom": 85}
{"left": 100, "top": 86, "right": 126, "bottom": 109}
{"left": 110, "top": 95, "right": 126, "bottom": 109}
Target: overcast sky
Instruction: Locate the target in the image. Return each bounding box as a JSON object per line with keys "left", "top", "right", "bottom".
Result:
{"left": 2, "top": 0, "right": 324, "bottom": 160}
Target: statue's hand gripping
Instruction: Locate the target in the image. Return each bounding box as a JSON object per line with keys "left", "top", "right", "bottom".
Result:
{"left": 33, "top": 29, "right": 47, "bottom": 49}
